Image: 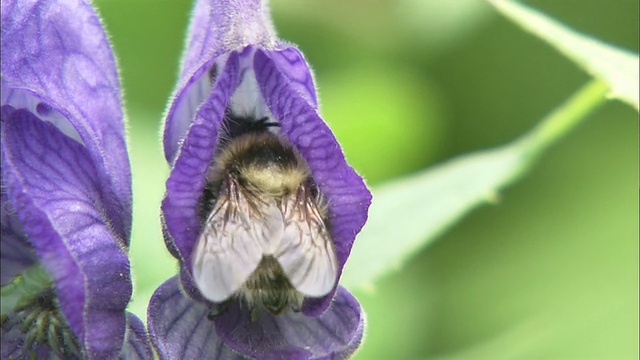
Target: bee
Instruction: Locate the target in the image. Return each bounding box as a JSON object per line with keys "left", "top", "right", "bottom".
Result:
{"left": 192, "top": 116, "right": 338, "bottom": 315}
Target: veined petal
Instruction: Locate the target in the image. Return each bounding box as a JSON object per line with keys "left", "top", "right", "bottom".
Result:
{"left": 149, "top": 277, "right": 363, "bottom": 360}
{"left": 254, "top": 49, "right": 372, "bottom": 315}
{"left": 161, "top": 53, "right": 239, "bottom": 265}
{"left": 266, "top": 47, "right": 320, "bottom": 109}
{"left": 1, "top": 0, "right": 132, "bottom": 244}
{"left": 214, "top": 286, "right": 363, "bottom": 359}
{"left": 179, "top": 265, "right": 213, "bottom": 304}
{"left": 164, "top": 0, "right": 277, "bottom": 162}
{"left": 119, "top": 313, "right": 153, "bottom": 360}
{"left": 1, "top": 107, "right": 132, "bottom": 359}
{"left": 147, "top": 276, "right": 244, "bottom": 360}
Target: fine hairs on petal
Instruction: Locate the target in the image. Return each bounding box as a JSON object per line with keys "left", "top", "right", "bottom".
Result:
{"left": 164, "top": 0, "right": 277, "bottom": 163}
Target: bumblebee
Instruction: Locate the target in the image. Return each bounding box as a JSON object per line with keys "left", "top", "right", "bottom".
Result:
{"left": 192, "top": 116, "right": 337, "bottom": 315}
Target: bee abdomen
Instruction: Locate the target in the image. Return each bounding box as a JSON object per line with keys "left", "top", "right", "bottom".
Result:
{"left": 240, "top": 257, "right": 303, "bottom": 315}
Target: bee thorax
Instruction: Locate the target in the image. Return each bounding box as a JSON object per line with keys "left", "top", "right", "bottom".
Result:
{"left": 240, "top": 165, "right": 307, "bottom": 197}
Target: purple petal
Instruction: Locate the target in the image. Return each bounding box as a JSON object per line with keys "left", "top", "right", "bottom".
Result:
{"left": 150, "top": 277, "right": 363, "bottom": 359}
{"left": 163, "top": 0, "right": 277, "bottom": 162}
{"left": 179, "top": 265, "right": 212, "bottom": 304}
{"left": 214, "top": 286, "right": 364, "bottom": 359}
{"left": 1, "top": 321, "right": 22, "bottom": 359}
{"left": 1, "top": 107, "right": 132, "bottom": 359}
{"left": 161, "top": 54, "right": 239, "bottom": 264}
{"left": 1, "top": 320, "right": 53, "bottom": 359}
{"left": 119, "top": 313, "right": 153, "bottom": 360}
{"left": 267, "top": 47, "right": 319, "bottom": 108}
{"left": 147, "top": 276, "right": 244, "bottom": 360}
{"left": 1, "top": 0, "right": 132, "bottom": 244}
{"left": 254, "top": 49, "right": 372, "bottom": 314}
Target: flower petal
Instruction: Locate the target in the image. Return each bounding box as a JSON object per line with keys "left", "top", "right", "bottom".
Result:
{"left": 161, "top": 53, "right": 239, "bottom": 264}
{"left": 154, "top": 272, "right": 364, "bottom": 359}
{"left": 266, "top": 47, "right": 320, "bottom": 109}
{"left": 1, "top": 319, "right": 53, "bottom": 359}
{"left": 1, "top": 106, "right": 132, "bottom": 359}
{"left": 147, "top": 276, "right": 244, "bottom": 360}
{"left": 214, "top": 286, "right": 364, "bottom": 360}
{"left": 119, "top": 313, "right": 153, "bottom": 360}
{"left": 254, "top": 49, "right": 372, "bottom": 314}
{"left": 179, "top": 265, "right": 211, "bottom": 304}
{"left": 163, "top": 0, "right": 277, "bottom": 162}
{"left": 1, "top": 0, "right": 132, "bottom": 244}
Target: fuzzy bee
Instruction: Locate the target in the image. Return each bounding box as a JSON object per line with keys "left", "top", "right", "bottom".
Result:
{"left": 192, "top": 117, "right": 338, "bottom": 315}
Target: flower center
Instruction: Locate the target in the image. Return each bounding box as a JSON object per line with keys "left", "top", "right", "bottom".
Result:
{"left": 2, "top": 286, "right": 81, "bottom": 359}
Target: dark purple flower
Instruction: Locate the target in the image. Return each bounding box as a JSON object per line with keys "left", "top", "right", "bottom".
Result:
{"left": 149, "top": 0, "right": 371, "bottom": 359}
{"left": 1, "top": 0, "right": 152, "bottom": 358}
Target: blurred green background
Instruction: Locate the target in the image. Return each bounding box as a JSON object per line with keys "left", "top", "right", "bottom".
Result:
{"left": 93, "top": 0, "right": 638, "bottom": 358}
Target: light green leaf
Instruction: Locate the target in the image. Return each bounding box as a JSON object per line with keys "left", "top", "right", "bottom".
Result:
{"left": 487, "top": 0, "right": 639, "bottom": 111}
{"left": 342, "top": 80, "right": 610, "bottom": 290}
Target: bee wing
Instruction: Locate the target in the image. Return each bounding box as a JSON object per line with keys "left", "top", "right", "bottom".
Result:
{"left": 192, "top": 181, "right": 283, "bottom": 303}
{"left": 274, "top": 190, "right": 338, "bottom": 297}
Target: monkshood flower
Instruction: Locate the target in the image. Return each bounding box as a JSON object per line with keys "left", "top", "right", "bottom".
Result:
{"left": 149, "top": 0, "right": 372, "bottom": 359}
{"left": 1, "top": 0, "right": 152, "bottom": 358}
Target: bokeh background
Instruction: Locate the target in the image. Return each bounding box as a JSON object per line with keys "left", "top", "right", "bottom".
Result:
{"left": 93, "top": 0, "right": 638, "bottom": 358}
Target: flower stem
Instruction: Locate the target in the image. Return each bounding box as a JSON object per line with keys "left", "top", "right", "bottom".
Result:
{"left": 518, "top": 79, "right": 610, "bottom": 161}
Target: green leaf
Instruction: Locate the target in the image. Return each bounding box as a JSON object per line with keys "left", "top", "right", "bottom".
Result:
{"left": 341, "top": 80, "right": 610, "bottom": 290}
{"left": 487, "top": 0, "right": 639, "bottom": 111}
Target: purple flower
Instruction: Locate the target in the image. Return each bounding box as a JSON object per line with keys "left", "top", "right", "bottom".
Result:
{"left": 1, "top": 0, "right": 152, "bottom": 358}
{"left": 149, "top": 0, "right": 371, "bottom": 359}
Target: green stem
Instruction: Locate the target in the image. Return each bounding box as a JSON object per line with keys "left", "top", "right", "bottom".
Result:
{"left": 518, "top": 79, "right": 610, "bottom": 161}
